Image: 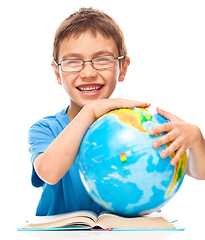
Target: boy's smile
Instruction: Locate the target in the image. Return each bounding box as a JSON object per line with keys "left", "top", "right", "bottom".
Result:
{"left": 52, "top": 31, "right": 129, "bottom": 119}
{"left": 77, "top": 83, "right": 104, "bottom": 95}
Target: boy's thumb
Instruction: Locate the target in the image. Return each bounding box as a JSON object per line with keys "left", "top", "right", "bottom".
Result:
{"left": 156, "top": 107, "right": 184, "bottom": 123}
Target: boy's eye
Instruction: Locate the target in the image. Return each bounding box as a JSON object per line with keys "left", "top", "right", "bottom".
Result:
{"left": 61, "top": 59, "right": 84, "bottom": 72}
{"left": 65, "top": 60, "right": 82, "bottom": 66}
{"left": 97, "top": 57, "right": 109, "bottom": 62}
{"left": 94, "top": 56, "right": 113, "bottom": 65}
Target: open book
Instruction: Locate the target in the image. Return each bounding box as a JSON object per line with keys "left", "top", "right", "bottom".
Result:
{"left": 18, "top": 210, "right": 184, "bottom": 231}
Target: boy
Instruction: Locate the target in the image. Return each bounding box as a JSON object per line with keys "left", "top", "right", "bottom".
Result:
{"left": 28, "top": 7, "right": 205, "bottom": 216}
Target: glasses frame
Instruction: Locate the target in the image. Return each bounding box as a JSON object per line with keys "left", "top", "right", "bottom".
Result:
{"left": 53, "top": 55, "right": 125, "bottom": 73}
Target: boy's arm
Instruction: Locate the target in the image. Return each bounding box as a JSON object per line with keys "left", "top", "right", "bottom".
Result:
{"left": 150, "top": 107, "right": 205, "bottom": 180}
{"left": 34, "top": 98, "right": 150, "bottom": 185}
{"left": 186, "top": 136, "right": 205, "bottom": 180}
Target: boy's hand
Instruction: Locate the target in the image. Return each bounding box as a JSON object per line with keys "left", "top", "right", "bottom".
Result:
{"left": 86, "top": 98, "right": 151, "bottom": 122}
{"left": 150, "top": 107, "right": 201, "bottom": 166}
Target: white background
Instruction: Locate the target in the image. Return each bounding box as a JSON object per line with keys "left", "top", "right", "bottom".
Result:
{"left": 1, "top": 0, "right": 205, "bottom": 236}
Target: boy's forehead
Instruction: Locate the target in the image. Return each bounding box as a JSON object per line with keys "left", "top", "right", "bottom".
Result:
{"left": 58, "top": 31, "right": 119, "bottom": 60}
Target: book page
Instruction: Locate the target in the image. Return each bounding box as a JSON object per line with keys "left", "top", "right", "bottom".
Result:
{"left": 23, "top": 211, "right": 98, "bottom": 229}
{"left": 96, "top": 212, "right": 175, "bottom": 229}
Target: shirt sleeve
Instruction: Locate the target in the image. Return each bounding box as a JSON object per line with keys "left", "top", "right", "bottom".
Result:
{"left": 28, "top": 119, "right": 56, "bottom": 187}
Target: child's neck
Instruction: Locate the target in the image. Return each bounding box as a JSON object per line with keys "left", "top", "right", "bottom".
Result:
{"left": 67, "top": 101, "right": 83, "bottom": 121}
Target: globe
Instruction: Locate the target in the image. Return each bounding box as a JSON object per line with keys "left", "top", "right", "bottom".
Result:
{"left": 78, "top": 108, "right": 187, "bottom": 216}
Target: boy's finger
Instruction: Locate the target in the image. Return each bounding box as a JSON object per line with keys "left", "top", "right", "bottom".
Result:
{"left": 156, "top": 107, "right": 184, "bottom": 123}
{"left": 152, "top": 132, "right": 174, "bottom": 148}
{"left": 117, "top": 100, "right": 150, "bottom": 109}
{"left": 129, "top": 100, "right": 151, "bottom": 108}
{"left": 160, "top": 141, "right": 180, "bottom": 159}
{"left": 170, "top": 147, "right": 185, "bottom": 165}
{"left": 150, "top": 123, "right": 172, "bottom": 136}
{"left": 138, "top": 103, "right": 151, "bottom": 108}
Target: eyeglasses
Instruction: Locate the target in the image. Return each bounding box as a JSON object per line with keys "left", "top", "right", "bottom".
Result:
{"left": 54, "top": 55, "right": 125, "bottom": 73}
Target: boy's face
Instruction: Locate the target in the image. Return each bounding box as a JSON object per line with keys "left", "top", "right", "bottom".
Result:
{"left": 52, "top": 31, "right": 129, "bottom": 112}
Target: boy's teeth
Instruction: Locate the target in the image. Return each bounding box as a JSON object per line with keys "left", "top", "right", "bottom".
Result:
{"left": 79, "top": 86, "right": 101, "bottom": 92}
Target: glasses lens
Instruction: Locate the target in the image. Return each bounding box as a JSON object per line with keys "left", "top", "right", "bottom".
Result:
{"left": 92, "top": 55, "right": 115, "bottom": 70}
{"left": 61, "top": 59, "right": 83, "bottom": 72}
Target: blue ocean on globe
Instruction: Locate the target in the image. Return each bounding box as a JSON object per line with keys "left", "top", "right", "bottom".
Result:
{"left": 78, "top": 108, "right": 187, "bottom": 216}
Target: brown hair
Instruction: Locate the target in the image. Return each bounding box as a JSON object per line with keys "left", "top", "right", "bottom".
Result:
{"left": 53, "top": 7, "right": 127, "bottom": 68}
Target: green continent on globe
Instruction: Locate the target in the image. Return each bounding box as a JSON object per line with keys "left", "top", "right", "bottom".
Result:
{"left": 104, "top": 108, "right": 153, "bottom": 134}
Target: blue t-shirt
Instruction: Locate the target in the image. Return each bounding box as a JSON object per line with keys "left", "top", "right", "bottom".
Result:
{"left": 28, "top": 107, "right": 103, "bottom": 216}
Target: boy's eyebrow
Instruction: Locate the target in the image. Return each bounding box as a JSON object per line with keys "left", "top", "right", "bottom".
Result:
{"left": 93, "top": 50, "right": 115, "bottom": 57}
{"left": 62, "top": 53, "right": 82, "bottom": 59}
{"left": 62, "top": 50, "right": 115, "bottom": 60}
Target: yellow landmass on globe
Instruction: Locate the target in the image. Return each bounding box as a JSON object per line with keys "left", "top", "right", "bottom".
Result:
{"left": 102, "top": 201, "right": 109, "bottom": 209}
{"left": 105, "top": 108, "right": 153, "bottom": 134}
{"left": 166, "top": 143, "right": 187, "bottom": 197}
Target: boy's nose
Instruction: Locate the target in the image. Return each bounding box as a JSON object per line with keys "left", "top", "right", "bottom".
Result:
{"left": 80, "top": 62, "right": 98, "bottom": 80}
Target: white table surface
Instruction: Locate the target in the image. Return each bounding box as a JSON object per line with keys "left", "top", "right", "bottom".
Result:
{"left": 7, "top": 227, "right": 204, "bottom": 240}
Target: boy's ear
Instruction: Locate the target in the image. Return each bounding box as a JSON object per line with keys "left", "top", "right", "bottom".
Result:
{"left": 51, "top": 61, "right": 62, "bottom": 85}
{"left": 118, "top": 57, "right": 130, "bottom": 82}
